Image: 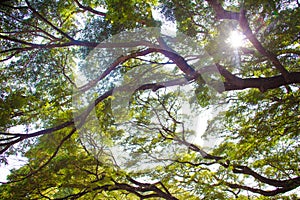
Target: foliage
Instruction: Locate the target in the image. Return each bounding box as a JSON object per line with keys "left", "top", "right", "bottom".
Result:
{"left": 0, "top": 0, "right": 299, "bottom": 199}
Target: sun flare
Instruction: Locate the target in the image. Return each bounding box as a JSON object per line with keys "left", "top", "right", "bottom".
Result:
{"left": 227, "top": 30, "right": 245, "bottom": 48}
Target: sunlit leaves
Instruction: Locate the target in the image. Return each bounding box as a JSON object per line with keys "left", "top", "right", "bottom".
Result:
{"left": 214, "top": 87, "right": 300, "bottom": 181}
{"left": 105, "top": 0, "right": 158, "bottom": 28}
{"left": 0, "top": 0, "right": 300, "bottom": 199}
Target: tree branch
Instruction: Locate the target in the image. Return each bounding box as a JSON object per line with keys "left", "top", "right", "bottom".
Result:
{"left": 206, "top": 0, "right": 240, "bottom": 20}
{"left": 216, "top": 64, "right": 300, "bottom": 92}
{"left": 239, "top": 10, "right": 290, "bottom": 80}
{"left": 206, "top": 1, "right": 290, "bottom": 81}
{"left": 74, "top": 0, "right": 106, "bottom": 16}
{"left": 115, "top": 177, "right": 179, "bottom": 200}
{"left": 231, "top": 165, "right": 300, "bottom": 188}
{"left": 225, "top": 181, "right": 300, "bottom": 196}
{"left": 0, "top": 34, "right": 42, "bottom": 47}
{"left": 1, "top": 128, "right": 76, "bottom": 184}
{"left": 0, "top": 121, "right": 74, "bottom": 154}
{"left": 1, "top": 52, "right": 299, "bottom": 154}
{"left": 24, "top": 0, "right": 75, "bottom": 41}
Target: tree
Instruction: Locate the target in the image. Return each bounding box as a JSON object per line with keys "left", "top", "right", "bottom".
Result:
{"left": 0, "top": 0, "right": 299, "bottom": 199}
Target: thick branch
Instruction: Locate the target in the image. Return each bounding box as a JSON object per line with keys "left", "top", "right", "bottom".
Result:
{"left": 1, "top": 52, "right": 299, "bottom": 154}
{"left": 232, "top": 165, "right": 300, "bottom": 188}
{"left": 224, "top": 73, "right": 300, "bottom": 92}
{"left": 226, "top": 181, "right": 299, "bottom": 196}
{"left": 115, "top": 178, "right": 179, "bottom": 200}
{"left": 239, "top": 10, "right": 290, "bottom": 80}
{"left": 217, "top": 64, "right": 300, "bottom": 92}
{"left": 206, "top": 1, "right": 290, "bottom": 80}
{"left": 206, "top": 0, "right": 240, "bottom": 20}
{"left": 156, "top": 37, "right": 196, "bottom": 76}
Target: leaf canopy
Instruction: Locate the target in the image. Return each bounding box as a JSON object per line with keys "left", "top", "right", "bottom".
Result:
{"left": 0, "top": 0, "right": 299, "bottom": 199}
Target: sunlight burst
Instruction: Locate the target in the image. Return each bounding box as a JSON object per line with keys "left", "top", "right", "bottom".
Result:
{"left": 227, "top": 30, "right": 245, "bottom": 48}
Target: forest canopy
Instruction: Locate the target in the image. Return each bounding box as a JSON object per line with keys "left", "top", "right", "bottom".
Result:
{"left": 0, "top": 0, "right": 299, "bottom": 199}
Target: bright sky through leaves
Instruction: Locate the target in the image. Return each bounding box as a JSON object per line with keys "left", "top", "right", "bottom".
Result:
{"left": 227, "top": 30, "right": 245, "bottom": 48}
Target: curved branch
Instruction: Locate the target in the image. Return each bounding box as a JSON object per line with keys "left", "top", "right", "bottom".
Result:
{"left": 206, "top": 0, "right": 240, "bottom": 20}
{"left": 206, "top": 1, "right": 290, "bottom": 81}
{"left": 1, "top": 128, "right": 76, "bottom": 184}
{"left": 217, "top": 64, "right": 300, "bottom": 92}
{"left": 225, "top": 181, "right": 299, "bottom": 196}
{"left": 77, "top": 48, "right": 159, "bottom": 92}
{"left": 171, "top": 130, "right": 300, "bottom": 195}
{"left": 239, "top": 10, "right": 290, "bottom": 80}
{"left": 156, "top": 37, "right": 196, "bottom": 76}
{"left": 114, "top": 178, "right": 179, "bottom": 200}
{"left": 1, "top": 53, "right": 299, "bottom": 154}
{"left": 74, "top": 0, "right": 106, "bottom": 16}
{"left": 232, "top": 165, "right": 300, "bottom": 188}
{"left": 0, "top": 121, "right": 74, "bottom": 154}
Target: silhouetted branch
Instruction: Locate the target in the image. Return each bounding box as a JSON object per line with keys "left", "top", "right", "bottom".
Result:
{"left": 1, "top": 128, "right": 76, "bottom": 184}
{"left": 25, "top": 0, "right": 75, "bottom": 41}
{"left": 74, "top": 0, "right": 106, "bottom": 16}
{"left": 225, "top": 181, "right": 300, "bottom": 196}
